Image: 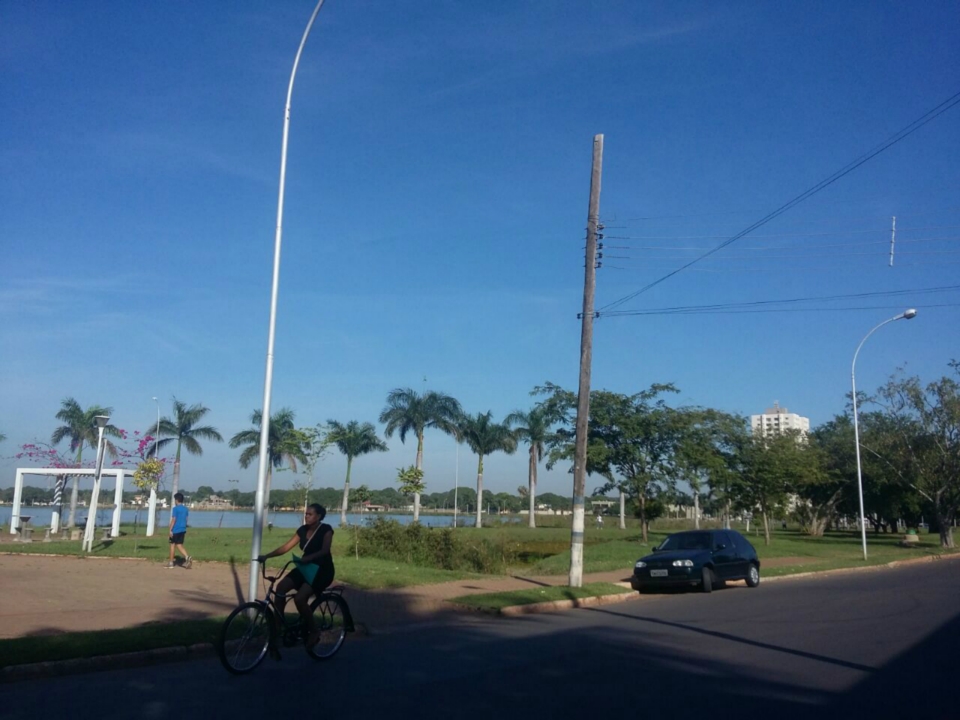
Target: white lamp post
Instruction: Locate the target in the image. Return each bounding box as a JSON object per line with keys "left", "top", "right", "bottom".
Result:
{"left": 82, "top": 415, "right": 110, "bottom": 552}
{"left": 852, "top": 308, "right": 917, "bottom": 560}
{"left": 250, "top": 0, "right": 328, "bottom": 603}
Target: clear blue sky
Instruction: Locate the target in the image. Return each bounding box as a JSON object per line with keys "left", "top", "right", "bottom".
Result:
{"left": 2, "top": 1, "right": 958, "bottom": 497}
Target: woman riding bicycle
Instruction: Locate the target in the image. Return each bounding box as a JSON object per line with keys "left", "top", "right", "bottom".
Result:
{"left": 257, "top": 503, "right": 335, "bottom": 646}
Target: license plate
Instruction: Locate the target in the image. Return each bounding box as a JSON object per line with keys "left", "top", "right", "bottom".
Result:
{"left": 650, "top": 569, "right": 668, "bottom": 577}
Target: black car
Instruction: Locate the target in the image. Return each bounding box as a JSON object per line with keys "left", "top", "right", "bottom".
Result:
{"left": 631, "top": 529, "right": 760, "bottom": 593}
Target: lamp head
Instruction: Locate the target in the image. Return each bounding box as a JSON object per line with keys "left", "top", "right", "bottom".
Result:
{"left": 94, "top": 415, "right": 110, "bottom": 429}
{"left": 902, "top": 308, "right": 918, "bottom": 320}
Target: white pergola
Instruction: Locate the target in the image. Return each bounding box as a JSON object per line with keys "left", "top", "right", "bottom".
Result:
{"left": 10, "top": 467, "right": 138, "bottom": 540}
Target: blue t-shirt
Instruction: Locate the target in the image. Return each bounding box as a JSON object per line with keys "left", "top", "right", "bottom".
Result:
{"left": 171, "top": 504, "right": 188, "bottom": 533}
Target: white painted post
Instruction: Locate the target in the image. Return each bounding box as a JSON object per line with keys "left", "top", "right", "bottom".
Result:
{"left": 11, "top": 470, "right": 24, "bottom": 535}
{"left": 112, "top": 470, "right": 124, "bottom": 538}
{"left": 146, "top": 487, "right": 157, "bottom": 536}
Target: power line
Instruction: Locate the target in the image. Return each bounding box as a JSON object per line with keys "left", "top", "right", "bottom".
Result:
{"left": 601, "top": 284, "right": 960, "bottom": 317}
{"left": 598, "top": 88, "right": 960, "bottom": 314}
{"left": 605, "top": 302, "right": 960, "bottom": 317}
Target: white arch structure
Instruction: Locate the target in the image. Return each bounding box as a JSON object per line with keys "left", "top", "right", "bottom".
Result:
{"left": 10, "top": 468, "right": 139, "bottom": 544}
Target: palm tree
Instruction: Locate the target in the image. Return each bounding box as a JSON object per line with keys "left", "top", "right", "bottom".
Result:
{"left": 229, "top": 408, "right": 307, "bottom": 526}
{"left": 51, "top": 398, "right": 122, "bottom": 528}
{"left": 327, "top": 420, "right": 388, "bottom": 524}
{"left": 458, "top": 411, "right": 518, "bottom": 528}
{"left": 505, "top": 407, "right": 551, "bottom": 528}
{"left": 149, "top": 399, "right": 223, "bottom": 500}
{"left": 379, "top": 388, "right": 462, "bottom": 522}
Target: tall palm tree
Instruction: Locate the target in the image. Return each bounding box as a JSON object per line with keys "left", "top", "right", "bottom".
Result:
{"left": 229, "top": 408, "right": 307, "bottom": 526}
{"left": 379, "top": 388, "right": 462, "bottom": 522}
{"left": 327, "top": 420, "right": 388, "bottom": 524}
{"left": 458, "top": 411, "right": 518, "bottom": 528}
{"left": 148, "top": 399, "right": 223, "bottom": 500}
{"left": 505, "top": 407, "right": 551, "bottom": 528}
{"left": 51, "top": 398, "right": 122, "bottom": 528}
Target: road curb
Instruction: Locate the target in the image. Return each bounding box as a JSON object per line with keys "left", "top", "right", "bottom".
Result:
{"left": 760, "top": 549, "right": 960, "bottom": 584}
{"left": 497, "top": 590, "right": 639, "bottom": 616}
{"left": 1, "top": 643, "right": 215, "bottom": 684}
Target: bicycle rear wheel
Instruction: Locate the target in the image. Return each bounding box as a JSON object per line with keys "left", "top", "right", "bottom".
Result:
{"left": 219, "top": 601, "right": 273, "bottom": 674}
{"left": 306, "top": 593, "right": 347, "bottom": 660}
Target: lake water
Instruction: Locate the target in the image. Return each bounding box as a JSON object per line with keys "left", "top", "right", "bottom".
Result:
{"left": 0, "top": 505, "right": 477, "bottom": 531}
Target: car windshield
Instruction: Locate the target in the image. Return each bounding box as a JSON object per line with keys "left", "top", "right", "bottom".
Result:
{"left": 658, "top": 532, "right": 712, "bottom": 551}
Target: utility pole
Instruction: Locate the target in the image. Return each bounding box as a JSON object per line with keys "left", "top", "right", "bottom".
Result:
{"left": 569, "top": 134, "right": 603, "bottom": 588}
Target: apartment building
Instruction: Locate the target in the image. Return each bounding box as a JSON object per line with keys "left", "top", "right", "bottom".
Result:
{"left": 750, "top": 401, "right": 810, "bottom": 438}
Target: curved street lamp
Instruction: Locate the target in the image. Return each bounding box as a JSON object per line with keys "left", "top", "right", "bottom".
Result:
{"left": 250, "top": 0, "right": 328, "bottom": 603}
{"left": 851, "top": 308, "right": 917, "bottom": 560}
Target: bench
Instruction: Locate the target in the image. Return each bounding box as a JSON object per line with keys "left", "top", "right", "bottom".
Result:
{"left": 15, "top": 517, "right": 33, "bottom": 543}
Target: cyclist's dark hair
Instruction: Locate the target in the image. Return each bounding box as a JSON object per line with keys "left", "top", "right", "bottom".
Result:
{"left": 308, "top": 503, "right": 326, "bottom": 521}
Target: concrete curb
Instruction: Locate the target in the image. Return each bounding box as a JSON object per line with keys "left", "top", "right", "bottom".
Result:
{"left": 497, "top": 591, "right": 639, "bottom": 616}
{"left": 1, "top": 643, "right": 215, "bottom": 684}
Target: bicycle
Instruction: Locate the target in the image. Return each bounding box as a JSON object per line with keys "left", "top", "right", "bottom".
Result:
{"left": 218, "top": 559, "right": 354, "bottom": 674}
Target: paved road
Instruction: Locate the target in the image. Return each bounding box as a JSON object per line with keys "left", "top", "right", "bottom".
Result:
{"left": 3, "top": 560, "right": 957, "bottom": 720}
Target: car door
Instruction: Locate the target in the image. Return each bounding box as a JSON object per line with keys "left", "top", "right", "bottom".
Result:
{"left": 711, "top": 531, "right": 740, "bottom": 580}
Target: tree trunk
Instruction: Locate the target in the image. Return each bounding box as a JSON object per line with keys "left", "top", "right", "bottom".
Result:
{"left": 528, "top": 446, "right": 536, "bottom": 529}
{"left": 762, "top": 508, "right": 771, "bottom": 546}
{"left": 413, "top": 433, "right": 424, "bottom": 523}
{"left": 639, "top": 494, "right": 648, "bottom": 543}
{"left": 694, "top": 490, "right": 701, "bottom": 530}
{"left": 172, "top": 448, "right": 181, "bottom": 501}
{"left": 475, "top": 456, "right": 484, "bottom": 529}
{"left": 262, "top": 468, "right": 273, "bottom": 532}
{"left": 936, "top": 507, "right": 955, "bottom": 548}
{"left": 619, "top": 490, "right": 626, "bottom": 530}
{"left": 340, "top": 456, "right": 353, "bottom": 525}
{"left": 723, "top": 499, "right": 731, "bottom": 530}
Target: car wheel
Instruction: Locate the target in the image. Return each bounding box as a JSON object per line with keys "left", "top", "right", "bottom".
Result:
{"left": 745, "top": 563, "right": 760, "bottom": 588}
{"left": 701, "top": 567, "right": 713, "bottom": 593}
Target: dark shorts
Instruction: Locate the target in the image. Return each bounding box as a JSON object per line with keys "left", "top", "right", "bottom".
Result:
{"left": 289, "top": 566, "right": 335, "bottom": 595}
{"left": 169, "top": 531, "right": 186, "bottom": 544}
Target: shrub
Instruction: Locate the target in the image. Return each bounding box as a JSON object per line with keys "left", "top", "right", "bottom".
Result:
{"left": 356, "top": 518, "right": 516, "bottom": 573}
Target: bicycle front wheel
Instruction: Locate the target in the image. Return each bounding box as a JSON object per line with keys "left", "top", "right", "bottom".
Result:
{"left": 219, "top": 601, "right": 273, "bottom": 674}
{"left": 306, "top": 594, "right": 347, "bottom": 660}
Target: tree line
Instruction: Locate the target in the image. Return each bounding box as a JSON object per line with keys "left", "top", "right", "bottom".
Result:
{"left": 6, "top": 361, "right": 958, "bottom": 547}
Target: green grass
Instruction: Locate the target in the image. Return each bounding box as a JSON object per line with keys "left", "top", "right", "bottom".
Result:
{"left": 448, "top": 582, "right": 630, "bottom": 611}
{"left": 0, "top": 525, "right": 480, "bottom": 589}
{"left": 0, "top": 618, "right": 224, "bottom": 668}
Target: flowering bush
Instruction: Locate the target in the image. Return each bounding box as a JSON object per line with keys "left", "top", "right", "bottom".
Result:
{"left": 132, "top": 457, "right": 165, "bottom": 491}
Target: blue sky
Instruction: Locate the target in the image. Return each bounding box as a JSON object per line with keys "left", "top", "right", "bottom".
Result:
{"left": 2, "top": 1, "right": 958, "bottom": 497}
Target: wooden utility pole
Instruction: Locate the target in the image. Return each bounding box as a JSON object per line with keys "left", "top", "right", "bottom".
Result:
{"left": 569, "top": 134, "right": 603, "bottom": 588}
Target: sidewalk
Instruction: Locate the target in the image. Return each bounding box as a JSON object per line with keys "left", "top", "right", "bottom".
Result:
{"left": 0, "top": 553, "right": 635, "bottom": 641}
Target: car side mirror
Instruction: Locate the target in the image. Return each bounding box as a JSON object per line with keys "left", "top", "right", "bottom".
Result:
{"left": 715, "top": 543, "right": 726, "bottom": 550}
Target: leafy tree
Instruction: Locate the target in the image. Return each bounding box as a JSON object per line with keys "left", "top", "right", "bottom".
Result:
{"left": 51, "top": 398, "right": 122, "bottom": 528}
{"left": 457, "top": 411, "right": 518, "bottom": 528}
{"left": 871, "top": 362, "right": 960, "bottom": 548}
{"left": 397, "top": 465, "right": 426, "bottom": 498}
{"left": 352, "top": 484, "right": 371, "bottom": 512}
{"left": 587, "top": 386, "right": 681, "bottom": 542}
{"left": 505, "top": 407, "right": 551, "bottom": 528}
{"left": 327, "top": 420, "right": 388, "bottom": 524}
{"left": 379, "top": 388, "right": 462, "bottom": 522}
{"left": 149, "top": 399, "right": 223, "bottom": 500}
{"left": 734, "top": 430, "right": 805, "bottom": 545}
{"left": 229, "top": 408, "right": 308, "bottom": 528}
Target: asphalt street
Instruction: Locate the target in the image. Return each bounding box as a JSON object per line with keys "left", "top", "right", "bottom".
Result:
{"left": 3, "top": 559, "right": 958, "bottom": 720}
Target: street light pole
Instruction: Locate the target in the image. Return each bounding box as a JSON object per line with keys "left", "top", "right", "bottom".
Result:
{"left": 852, "top": 308, "right": 917, "bottom": 561}
{"left": 250, "top": 0, "right": 328, "bottom": 604}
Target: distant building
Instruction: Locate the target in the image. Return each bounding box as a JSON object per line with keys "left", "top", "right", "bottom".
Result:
{"left": 751, "top": 401, "right": 810, "bottom": 438}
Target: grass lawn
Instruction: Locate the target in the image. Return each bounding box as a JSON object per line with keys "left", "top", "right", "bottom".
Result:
{"left": 448, "top": 582, "right": 630, "bottom": 611}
